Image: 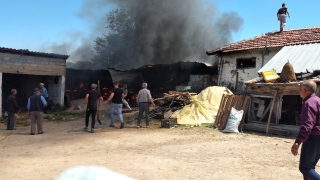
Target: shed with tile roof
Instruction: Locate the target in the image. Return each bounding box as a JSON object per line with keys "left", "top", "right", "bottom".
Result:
{"left": 206, "top": 27, "right": 320, "bottom": 93}
{"left": 206, "top": 27, "right": 320, "bottom": 134}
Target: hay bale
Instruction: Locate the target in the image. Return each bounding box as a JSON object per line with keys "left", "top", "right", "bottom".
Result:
{"left": 279, "top": 62, "right": 296, "bottom": 82}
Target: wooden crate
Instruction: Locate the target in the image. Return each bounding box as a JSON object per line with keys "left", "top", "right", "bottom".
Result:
{"left": 214, "top": 95, "right": 251, "bottom": 131}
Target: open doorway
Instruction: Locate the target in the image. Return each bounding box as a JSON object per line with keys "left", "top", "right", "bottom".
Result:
{"left": 2, "top": 73, "right": 63, "bottom": 112}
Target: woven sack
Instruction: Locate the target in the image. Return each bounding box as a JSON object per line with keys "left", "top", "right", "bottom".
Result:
{"left": 279, "top": 62, "right": 296, "bottom": 82}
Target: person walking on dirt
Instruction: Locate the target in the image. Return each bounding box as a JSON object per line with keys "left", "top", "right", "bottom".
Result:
{"left": 277, "top": 3, "right": 290, "bottom": 32}
{"left": 39, "top": 83, "right": 49, "bottom": 114}
{"left": 84, "top": 84, "right": 103, "bottom": 133}
{"left": 104, "top": 82, "right": 125, "bottom": 129}
{"left": 5, "top": 89, "right": 20, "bottom": 130}
{"left": 27, "top": 88, "right": 47, "bottom": 135}
{"left": 121, "top": 84, "right": 132, "bottom": 111}
{"left": 291, "top": 80, "right": 320, "bottom": 179}
{"left": 136, "top": 83, "right": 156, "bottom": 128}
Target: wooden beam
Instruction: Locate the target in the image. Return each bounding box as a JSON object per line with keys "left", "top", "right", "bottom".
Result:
{"left": 266, "top": 90, "right": 278, "bottom": 134}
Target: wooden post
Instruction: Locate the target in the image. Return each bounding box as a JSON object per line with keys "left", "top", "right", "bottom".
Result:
{"left": 97, "top": 80, "right": 101, "bottom": 124}
{"left": 266, "top": 90, "right": 278, "bottom": 134}
{"left": 278, "top": 95, "right": 283, "bottom": 120}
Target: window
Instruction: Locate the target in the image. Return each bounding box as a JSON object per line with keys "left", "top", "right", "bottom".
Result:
{"left": 236, "top": 57, "right": 256, "bottom": 69}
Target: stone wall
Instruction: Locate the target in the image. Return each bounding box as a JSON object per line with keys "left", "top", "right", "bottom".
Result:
{"left": 0, "top": 53, "right": 66, "bottom": 76}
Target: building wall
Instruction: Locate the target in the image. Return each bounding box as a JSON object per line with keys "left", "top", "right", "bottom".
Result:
{"left": 0, "top": 53, "right": 66, "bottom": 76}
{"left": 188, "top": 74, "right": 216, "bottom": 92}
{"left": 218, "top": 49, "right": 279, "bottom": 93}
{"left": 0, "top": 52, "right": 67, "bottom": 116}
{"left": 48, "top": 76, "right": 65, "bottom": 106}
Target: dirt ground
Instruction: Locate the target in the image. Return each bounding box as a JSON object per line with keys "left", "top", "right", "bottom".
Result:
{"left": 0, "top": 100, "right": 316, "bottom": 180}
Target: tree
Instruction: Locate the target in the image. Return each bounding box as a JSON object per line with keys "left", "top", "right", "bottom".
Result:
{"left": 92, "top": 6, "right": 137, "bottom": 69}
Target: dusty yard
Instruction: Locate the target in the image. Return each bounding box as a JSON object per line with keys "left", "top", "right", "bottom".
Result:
{"left": 0, "top": 102, "right": 314, "bottom": 180}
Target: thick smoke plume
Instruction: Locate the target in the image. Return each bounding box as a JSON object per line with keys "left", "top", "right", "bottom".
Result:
{"left": 43, "top": 0, "right": 243, "bottom": 69}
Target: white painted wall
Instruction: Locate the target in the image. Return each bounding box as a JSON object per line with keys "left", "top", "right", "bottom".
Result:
{"left": 48, "top": 76, "right": 65, "bottom": 106}
{"left": 218, "top": 49, "right": 280, "bottom": 93}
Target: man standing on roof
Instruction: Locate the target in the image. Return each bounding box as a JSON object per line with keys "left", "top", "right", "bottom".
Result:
{"left": 291, "top": 80, "right": 320, "bottom": 179}
{"left": 277, "top": 3, "right": 290, "bottom": 32}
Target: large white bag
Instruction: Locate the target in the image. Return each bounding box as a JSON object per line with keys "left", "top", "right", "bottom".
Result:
{"left": 223, "top": 107, "right": 244, "bottom": 133}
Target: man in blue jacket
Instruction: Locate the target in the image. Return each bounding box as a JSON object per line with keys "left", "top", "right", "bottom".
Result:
{"left": 39, "top": 83, "right": 49, "bottom": 113}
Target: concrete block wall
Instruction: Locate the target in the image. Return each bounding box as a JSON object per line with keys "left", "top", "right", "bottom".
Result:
{"left": 0, "top": 53, "right": 66, "bottom": 76}
{"left": 188, "top": 74, "right": 215, "bottom": 92}
{"left": 48, "top": 76, "right": 65, "bottom": 106}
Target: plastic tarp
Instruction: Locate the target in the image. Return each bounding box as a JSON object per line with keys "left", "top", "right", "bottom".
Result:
{"left": 171, "top": 86, "right": 233, "bottom": 125}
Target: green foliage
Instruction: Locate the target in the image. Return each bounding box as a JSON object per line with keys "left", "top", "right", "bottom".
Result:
{"left": 44, "top": 109, "right": 86, "bottom": 122}
{"left": 92, "top": 6, "right": 138, "bottom": 69}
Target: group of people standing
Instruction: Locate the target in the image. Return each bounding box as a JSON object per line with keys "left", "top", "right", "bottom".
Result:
{"left": 84, "top": 82, "right": 155, "bottom": 133}
{"left": 5, "top": 83, "right": 48, "bottom": 135}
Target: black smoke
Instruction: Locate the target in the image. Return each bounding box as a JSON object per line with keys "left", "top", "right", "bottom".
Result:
{"left": 42, "top": 0, "right": 243, "bottom": 69}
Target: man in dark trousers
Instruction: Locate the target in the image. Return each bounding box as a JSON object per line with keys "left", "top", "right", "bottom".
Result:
{"left": 104, "top": 82, "right": 125, "bottom": 129}
{"left": 136, "top": 83, "right": 156, "bottom": 128}
{"left": 5, "top": 89, "right": 20, "bottom": 130}
{"left": 27, "top": 88, "right": 47, "bottom": 135}
{"left": 277, "top": 3, "right": 290, "bottom": 32}
{"left": 291, "top": 80, "right": 320, "bottom": 179}
{"left": 84, "top": 84, "right": 103, "bottom": 133}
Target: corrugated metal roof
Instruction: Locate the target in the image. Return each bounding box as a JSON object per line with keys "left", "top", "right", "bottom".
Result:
{"left": 258, "top": 43, "right": 320, "bottom": 73}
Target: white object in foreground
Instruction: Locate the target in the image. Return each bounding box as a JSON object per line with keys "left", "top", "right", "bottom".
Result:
{"left": 223, "top": 107, "right": 244, "bottom": 133}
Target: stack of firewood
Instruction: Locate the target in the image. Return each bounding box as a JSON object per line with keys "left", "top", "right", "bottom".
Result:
{"left": 154, "top": 91, "right": 197, "bottom": 107}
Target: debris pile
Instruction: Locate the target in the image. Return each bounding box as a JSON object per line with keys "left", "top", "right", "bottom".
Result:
{"left": 150, "top": 91, "right": 197, "bottom": 119}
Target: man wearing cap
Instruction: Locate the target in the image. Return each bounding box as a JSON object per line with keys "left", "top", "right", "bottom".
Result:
{"left": 39, "top": 83, "right": 49, "bottom": 113}
{"left": 5, "top": 89, "right": 20, "bottom": 130}
{"left": 84, "top": 84, "right": 103, "bottom": 133}
{"left": 27, "top": 88, "right": 47, "bottom": 135}
{"left": 136, "top": 83, "right": 156, "bottom": 128}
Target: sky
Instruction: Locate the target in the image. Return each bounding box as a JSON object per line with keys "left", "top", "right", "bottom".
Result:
{"left": 1, "top": 0, "right": 320, "bottom": 62}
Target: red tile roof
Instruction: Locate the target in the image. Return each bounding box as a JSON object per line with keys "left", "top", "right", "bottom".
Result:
{"left": 206, "top": 27, "right": 320, "bottom": 55}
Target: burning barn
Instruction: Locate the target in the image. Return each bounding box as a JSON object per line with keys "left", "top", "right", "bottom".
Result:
{"left": 109, "top": 61, "right": 218, "bottom": 105}
{"left": 65, "top": 69, "right": 113, "bottom": 100}
{"left": 0, "top": 47, "right": 68, "bottom": 115}
{"left": 65, "top": 62, "right": 218, "bottom": 108}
